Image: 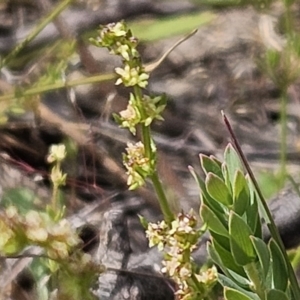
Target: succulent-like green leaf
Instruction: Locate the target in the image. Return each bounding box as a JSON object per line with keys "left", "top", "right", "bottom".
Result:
{"left": 247, "top": 177, "right": 270, "bottom": 225}
{"left": 269, "top": 239, "right": 288, "bottom": 292}
{"left": 208, "top": 242, "right": 249, "bottom": 288}
{"left": 210, "top": 155, "right": 223, "bottom": 167}
{"left": 224, "top": 287, "right": 254, "bottom": 300}
{"left": 208, "top": 242, "right": 226, "bottom": 270}
{"left": 233, "top": 170, "right": 250, "bottom": 215}
{"left": 200, "top": 204, "right": 228, "bottom": 237}
{"left": 212, "top": 238, "right": 246, "bottom": 278}
{"left": 199, "top": 178, "right": 226, "bottom": 214}
{"left": 211, "top": 231, "right": 231, "bottom": 251}
{"left": 206, "top": 173, "right": 232, "bottom": 206}
{"left": 190, "top": 166, "right": 226, "bottom": 220}
{"left": 229, "top": 211, "right": 256, "bottom": 266}
{"left": 250, "top": 236, "right": 270, "bottom": 280}
{"left": 224, "top": 143, "right": 243, "bottom": 185}
{"left": 218, "top": 274, "right": 260, "bottom": 300}
{"left": 200, "top": 154, "right": 223, "bottom": 178}
{"left": 245, "top": 190, "right": 262, "bottom": 238}
{"left": 222, "top": 163, "right": 231, "bottom": 191}
{"left": 267, "top": 289, "right": 289, "bottom": 300}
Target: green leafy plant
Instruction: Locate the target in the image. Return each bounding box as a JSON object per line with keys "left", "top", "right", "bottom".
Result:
{"left": 92, "top": 18, "right": 300, "bottom": 299}
{"left": 92, "top": 21, "right": 220, "bottom": 299}
{"left": 190, "top": 133, "right": 300, "bottom": 299}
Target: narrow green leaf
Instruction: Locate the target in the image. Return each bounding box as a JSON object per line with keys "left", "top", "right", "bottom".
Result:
{"left": 218, "top": 274, "right": 260, "bottom": 300}
{"left": 189, "top": 166, "right": 225, "bottom": 214}
{"left": 199, "top": 178, "right": 225, "bottom": 214}
{"left": 247, "top": 177, "right": 269, "bottom": 224}
{"left": 224, "top": 143, "right": 243, "bottom": 184}
{"left": 208, "top": 242, "right": 249, "bottom": 288}
{"left": 245, "top": 190, "right": 262, "bottom": 238}
{"left": 208, "top": 242, "right": 226, "bottom": 270}
{"left": 200, "top": 204, "right": 228, "bottom": 237}
{"left": 222, "top": 163, "right": 231, "bottom": 191}
{"left": 233, "top": 170, "right": 250, "bottom": 215}
{"left": 269, "top": 239, "right": 288, "bottom": 292}
{"left": 226, "top": 269, "right": 251, "bottom": 288}
{"left": 267, "top": 289, "right": 289, "bottom": 300}
{"left": 212, "top": 239, "right": 246, "bottom": 278}
{"left": 211, "top": 231, "right": 231, "bottom": 251}
{"left": 224, "top": 287, "right": 253, "bottom": 300}
{"left": 200, "top": 154, "right": 223, "bottom": 178}
{"left": 206, "top": 173, "right": 232, "bottom": 206}
{"left": 210, "top": 155, "right": 222, "bottom": 168}
{"left": 250, "top": 236, "right": 270, "bottom": 279}
{"left": 229, "top": 211, "right": 256, "bottom": 266}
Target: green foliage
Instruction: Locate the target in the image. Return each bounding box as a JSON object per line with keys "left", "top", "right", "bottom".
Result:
{"left": 224, "top": 287, "right": 254, "bottom": 300}
{"left": 193, "top": 143, "right": 300, "bottom": 299}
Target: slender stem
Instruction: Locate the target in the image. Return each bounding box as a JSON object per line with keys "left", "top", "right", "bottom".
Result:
{"left": 133, "top": 86, "right": 151, "bottom": 158}
{"left": 150, "top": 171, "right": 174, "bottom": 223}
{"left": 51, "top": 183, "right": 59, "bottom": 212}
{"left": 222, "top": 111, "right": 300, "bottom": 300}
{"left": 1, "top": 0, "right": 74, "bottom": 68}
{"left": 133, "top": 86, "right": 174, "bottom": 223}
{"left": 0, "top": 72, "right": 115, "bottom": 102}
{"left": 51, "top": 163, "right": 61, "bottom": 213}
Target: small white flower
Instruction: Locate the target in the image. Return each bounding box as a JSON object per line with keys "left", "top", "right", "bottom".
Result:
{"left": 47, "top": 144, "right": 66, "bottom": 163}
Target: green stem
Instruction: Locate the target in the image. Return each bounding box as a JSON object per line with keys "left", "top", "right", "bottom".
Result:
{"left": 1, "top": 0, "right": 74, "bottom": 68}
{"left": 51, "top": 183, "right": 59, "bottom": 212}
{"left": 150, "top": 171, "right": 174, "bottom": 224}
{"left": 51, "top": 162, "right": 61, "bottom": 213}
{"left": 133, "top": 85, "right": 174, "bottom": 223}
{"left": 279, "top": 90, "right": 288, "bottom": 187}
{"left": 0, "top": 72, "right": 115, "bottom": 102}
{"left": 133, "top": 86, "right": 151, "bottom": 158}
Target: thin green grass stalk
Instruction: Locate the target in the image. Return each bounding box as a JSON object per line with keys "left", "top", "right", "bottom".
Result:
{"left": 222, "top": 111, "right": 300, "bottom": 300}
{"left": 0, "top": 72, "right": 115, "bottom": 102}
{"left": 0, "top": 0, "right": 74, "bottom": 68}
